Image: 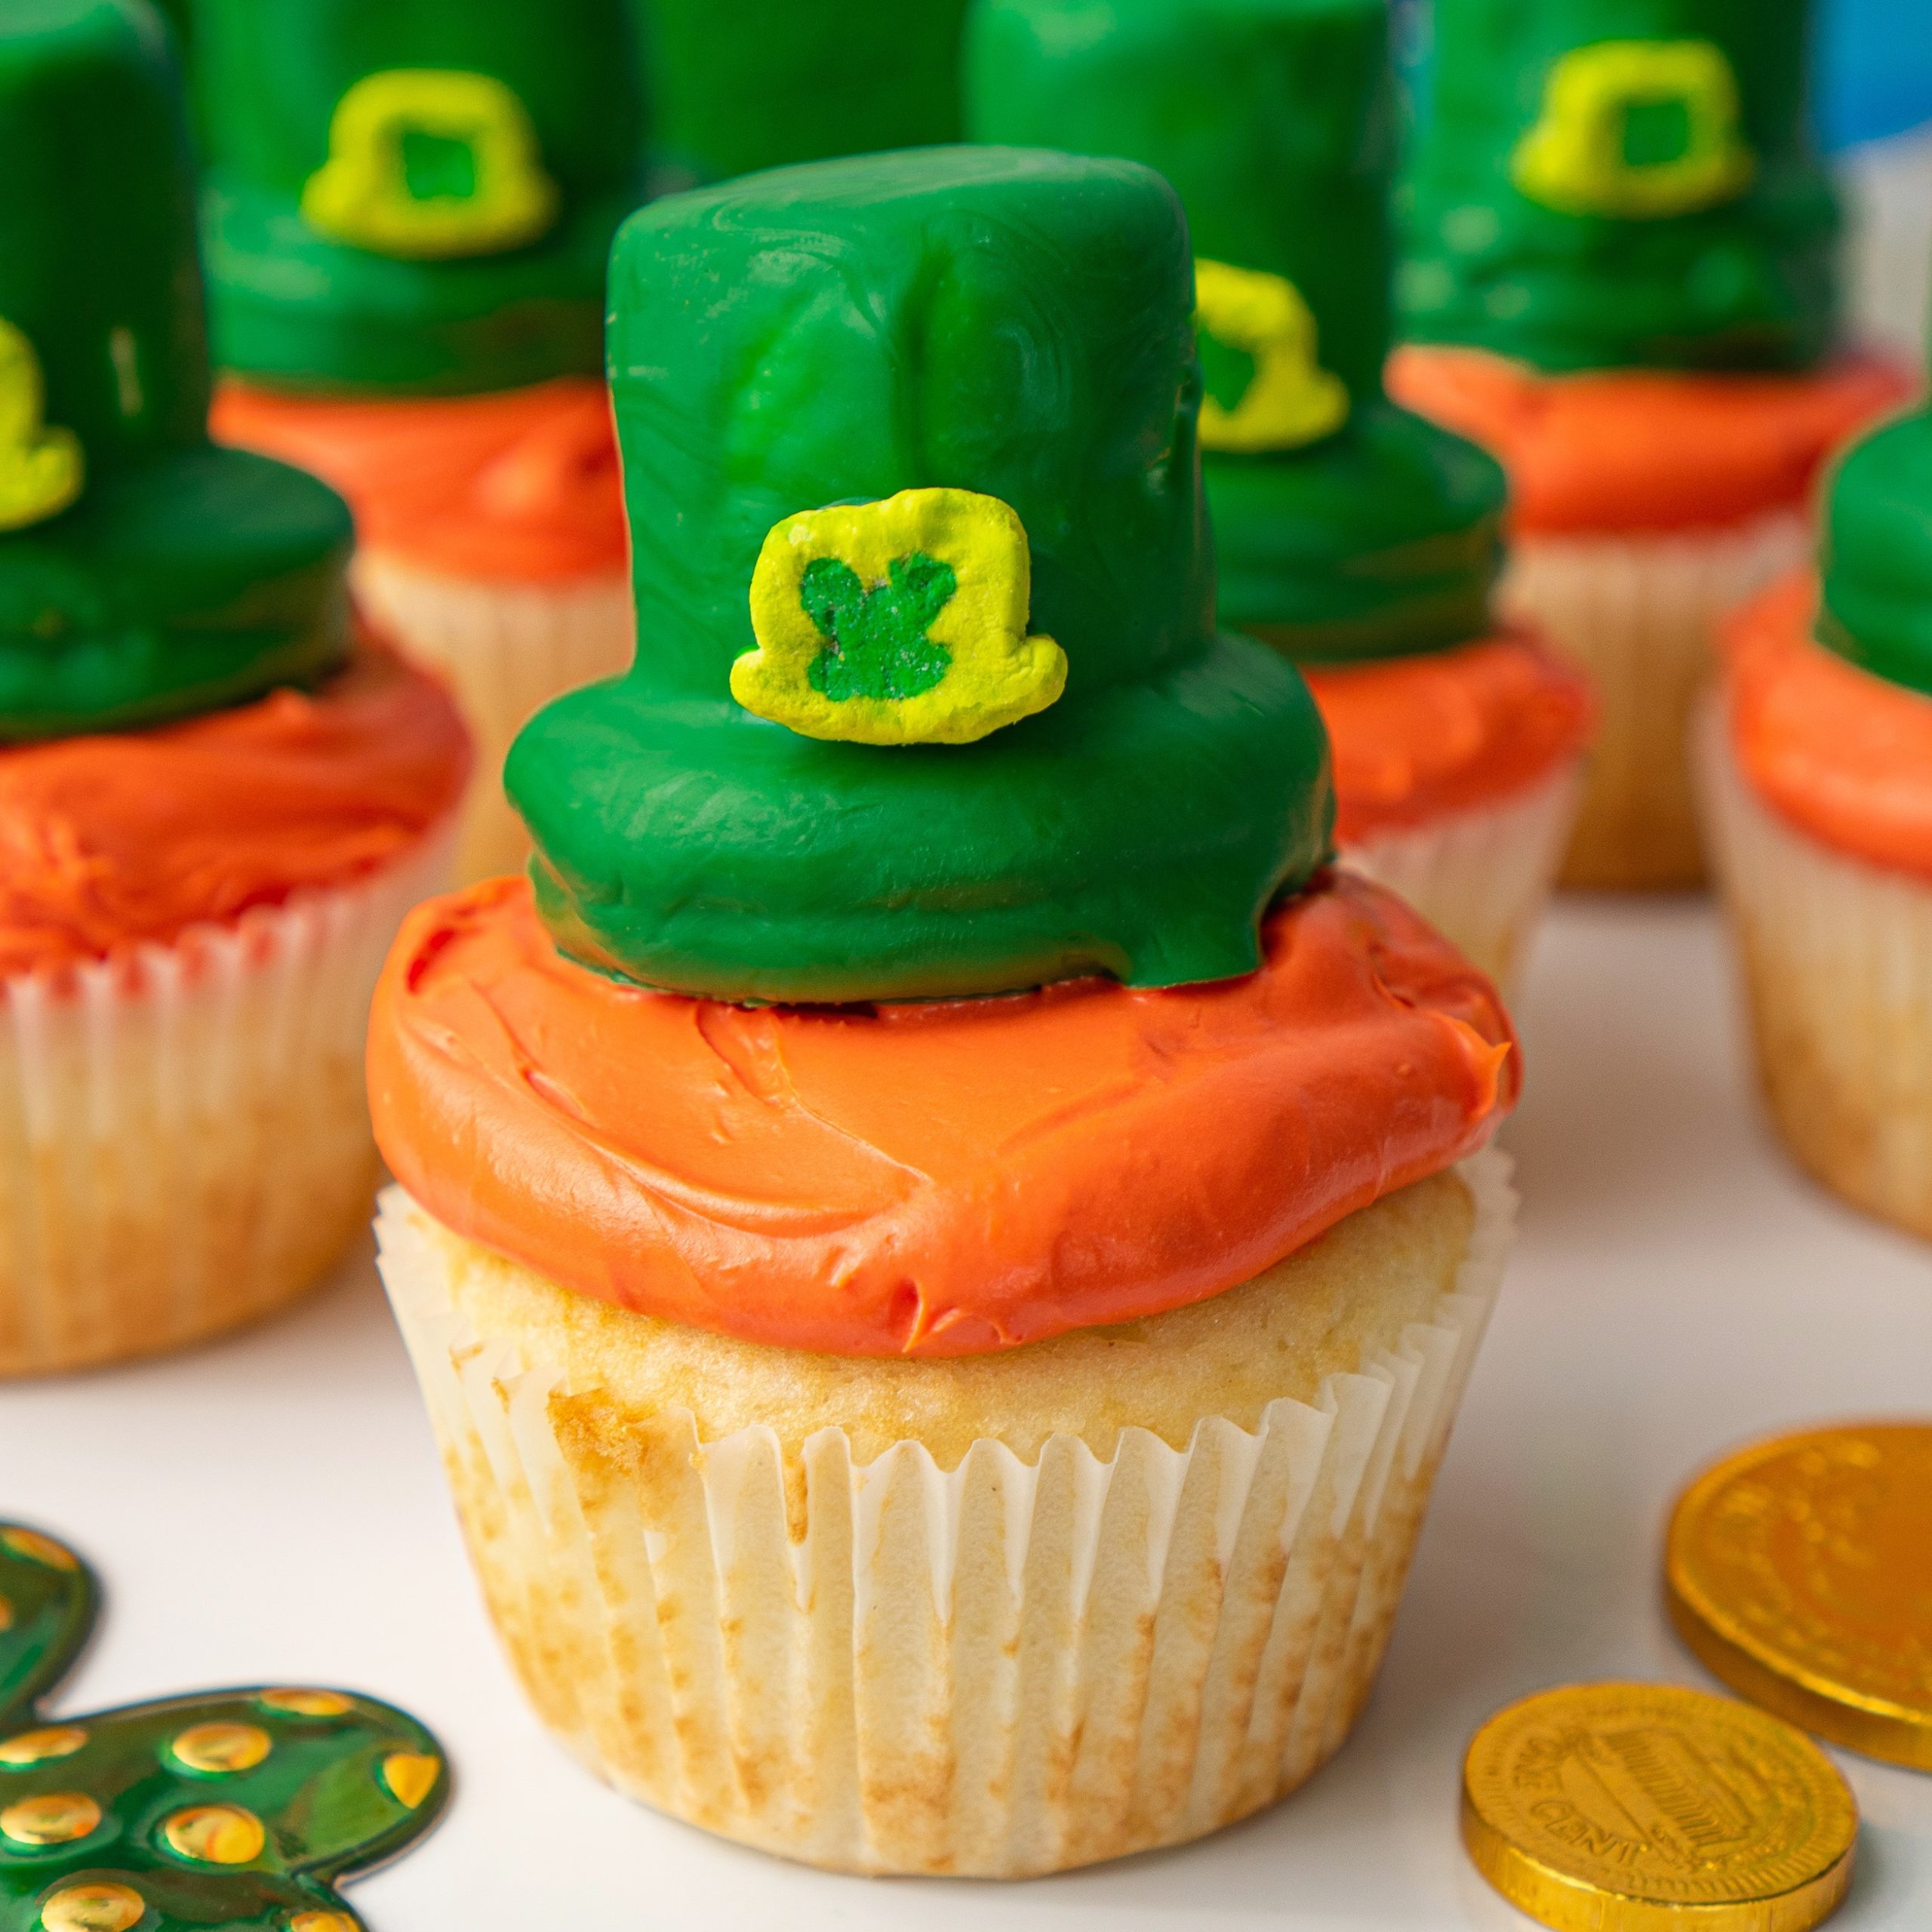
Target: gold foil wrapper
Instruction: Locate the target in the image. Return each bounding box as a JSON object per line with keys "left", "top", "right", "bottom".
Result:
{"left": 1668, "top": 1422, "right": 1932, "bottom": 1771}
{"left": 1463, "top": 1681, "right": 1857, "bottom": 1932}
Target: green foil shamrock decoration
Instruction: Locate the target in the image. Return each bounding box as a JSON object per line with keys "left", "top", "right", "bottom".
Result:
{"left": 0, "top": 1522, "right": 447, "bottom": 1931}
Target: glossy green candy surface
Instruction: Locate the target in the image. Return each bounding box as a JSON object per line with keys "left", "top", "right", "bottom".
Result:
{"left": 0, "top": 1521, "right": 448, "bottom": 1932}
{"left": 1817, "top": 408, "right": 1932, "bottom": 697}
{"left": 191, "top": 0, "right": 645, "bottom": 392}
{"left": 630, "top": 0, "right": 968, "bottom": 185}
{"left": 509, "top": 147, "right": 1334, "bottom": 1003}
{"left": 967, "top": 0, "right": 1506, "bottom": 659}
{"left": 0, "top": 0, "right": 350, "bottom": 740}
{"left": 1398, "top": 0, "right": 1840, "bottom": 372}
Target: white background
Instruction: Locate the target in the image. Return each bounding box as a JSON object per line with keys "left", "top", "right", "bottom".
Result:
{"left": 3, "top": 896, "right": 1929, "bottom": 1929}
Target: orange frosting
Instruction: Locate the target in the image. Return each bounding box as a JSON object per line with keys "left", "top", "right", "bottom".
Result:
{"left": 1724, "top": 571, "right": 1932, "bottom": 880}
{"left": 211, "top": 377, "right": 629, "bottom": 583}
{"left": 0, "top": 638, "right": 470, "bottom": 977}
{"left": 1388, "top": 345, "right": 1911, "bottom": 535}
{"left": 1304, "top": 629, "right": 1596, "bottom": 843}
{"left": 368, "top": 871, "right": 1518, "bottom": 1358}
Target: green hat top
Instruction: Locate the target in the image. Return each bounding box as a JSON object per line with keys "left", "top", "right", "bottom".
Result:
{"left": 631, "top": 0, "right": 969, "bottom": 188}
{"left": 1398, "top": 0, "right": 1840, "bottom": 374}
{"left": 507, "top": 146, "right": 1332, "bottom": 1006}
{"left": 1817, "top": 350, "right": 1932, "bottom": 697}
{"left": 0, "top": 0, "right": 351, "bottom": 742}
{"left": 189, "top": 0, "right": 645, "bottom": 394}
{"left": 967, "top": 0, "right": 1506, "bottom": 663}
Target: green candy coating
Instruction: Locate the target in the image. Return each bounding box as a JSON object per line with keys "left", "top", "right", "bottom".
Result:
{"left": 629, "top": 0, "right": 969, "bottom": 186}
{"left": 0, "top": 0, "right": 351, "bottom": 742}
{"left": 1398, "top": 0, "right": 1841, "bottom": 372}
{"left": 966, "top": 0, "right": 1507, "bottom": 660}
{"left": 189, "top": 0, "right": 645, "bottom": 393}
{"left": 1817, "top": 407, "right": 1932, "bottom": 697}
{"left": 509, "top": 147, "right": 1334, "bottom": 1004}
{"left": 0, "top": 1522, "right": 447, "bottom": 1932}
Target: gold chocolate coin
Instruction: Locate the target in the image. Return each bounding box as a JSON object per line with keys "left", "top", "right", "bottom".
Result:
{"left": 1462, "top": 1682, "right": 1856, "bottom": 1932}
{"left": 1668, "top": 1422, "right": 1932, "bottom": 1770}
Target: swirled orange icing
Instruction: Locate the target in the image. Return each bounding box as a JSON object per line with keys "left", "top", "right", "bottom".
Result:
{"left": 1303, "top": 629, "right": 1596, "bottom": 842}
{"left": 211, "top": 377, "right": 627, "bottom": 582}
{"left": 1388, "top": 346, "right": 1911, "bottom": 535}
{"left": 1724, "top": 571, "right": 1932, "bottom": 879}
{"left": 368, "top": 871, "right": 1518, "bottom": 1358}
{"left": 0, "top": 638, "right": 469, "bottom": 976}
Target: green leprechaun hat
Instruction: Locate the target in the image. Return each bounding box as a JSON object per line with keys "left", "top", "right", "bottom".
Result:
{"left": 967, "top": 0, "right": 1508, "bottom": 662}
{"left": 628, "top": 0, "right": 970, "bottom": 188}
{"left": 0, "top": 0, "right": 351, "bottom": 741}
{"left": 1398, "top": 0, "right": 1840, "bottom": 372}
{"left": 1817, "top": 303, "right": 1932, "bottom": 694}
{"left": 506, "top": 146, "right": 1334, "bottom": 1004}
{"left": 186, "top": 0, "right": 646, "bottom": 394}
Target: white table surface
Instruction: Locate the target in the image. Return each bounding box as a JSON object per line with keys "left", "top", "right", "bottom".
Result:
{"left": 3, "top": 894, "right": 1929, "bottom": 1930}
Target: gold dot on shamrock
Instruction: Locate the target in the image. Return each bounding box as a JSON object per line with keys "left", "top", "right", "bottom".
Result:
{"left": 168, "top": 1722, "right": 272, "bottom": 1775}
{"left": 37, "top": 1881, "right": 146, "bottom": 1932}
{"left": 0, "top": 1724, "right": 85, "bottom": 1767}
{"left": 0, "top": 1520, "right": 447, "bottom": 1929}
{"left": 1, "top": 1789, "right": 98, "bottom": 1844}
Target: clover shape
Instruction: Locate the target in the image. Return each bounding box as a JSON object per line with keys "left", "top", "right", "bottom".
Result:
{"left": 731, "top": 486, "right": 1067, "bottom": 745}
{"left": 0, "top": 1523, "right": 447, "bottom": 1932}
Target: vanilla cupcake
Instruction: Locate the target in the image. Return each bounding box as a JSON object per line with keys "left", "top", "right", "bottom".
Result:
{"left": 1701, "top": 371, "right": 1932, "bottom": 1238}
{"left": 192, "top": 0, "right": 643, "bottom": 881}
{"left": 969, "top": 0, "right": 1595, "bottom": 987}
{"left": 0, "top": 0, "right": 469, "bottom": 1374}
{"left": 1393, "top": 0, "right": 1909, "bottom": 889}
{"left": 371, "top": 149, "right": 1520, "bottom": 1876}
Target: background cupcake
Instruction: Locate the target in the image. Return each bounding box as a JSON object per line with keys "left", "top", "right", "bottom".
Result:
{"left": 1701, "top": 319, "right": 1932, "bottom": 1239}
{"left": 0, "top": 0, "right": 469, "bottom": 1375}
{"left": 1392, "top": 0, "right": 1910, "bottom": 889}
{"left": 189, "top": 0, "right": 642, "bottom": 881}
{"left": 969, "top": 0, "right": 1595, "bottom": 989}
{"left": 371, "top": 147, "right": 1520, "bottom": 1877}
{"left": 628, "top": 0, "right": 970, "bottom": 190}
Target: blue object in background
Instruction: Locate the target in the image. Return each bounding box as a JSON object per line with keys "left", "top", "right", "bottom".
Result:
{"left": 1820, "top": 0, "right": 1932, "bottom": 146}
{"left": 1393, "top": 0, "right": 1932, "bottom": 151}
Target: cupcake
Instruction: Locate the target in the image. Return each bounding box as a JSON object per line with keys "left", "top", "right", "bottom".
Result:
{"left": 1700, "top": 359, "right": 1932, "bottom": 1239}
{"left": 968, "top": 0, "right": 1595, "bottom": 989}
{"left": 0, "top": 0, "right": 469, "bottom": 1376}
{"left": 370, "top": 149, "right": 1521, "bottom": 1876}
{"left": 630, "top": 0, "right": 970, "bottom": 189}
{"left": 190, "top": 0, "right": 643, "bottom": 882}
{"left": 1391, "top": 0, "right": 1911, "bottom": 889}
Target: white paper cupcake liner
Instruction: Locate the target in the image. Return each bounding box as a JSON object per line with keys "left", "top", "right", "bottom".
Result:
{"left": 1500, "top": 509, "right": 1809, "bottom": 889}
{"left": 352, "top": 550, "right": 634, "bottom": 884}
{"left": 377, "top": 1148, "right": 1515, "bottom": 1877}
{"left": 0, "top": 821, "right": 455, "bottom": 1376}
{"left": 1340, "top": 757, "right": 1585, "bottom": 994}
{"left": 1698, "top": 700, "right": 1932, "bottom": 1239}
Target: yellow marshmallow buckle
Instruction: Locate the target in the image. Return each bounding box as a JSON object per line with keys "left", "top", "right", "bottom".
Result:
{"left": 731, "top": 488, "right": 1067, "bottom": 745}
{"left": 1511, "top": 39, "right": 1755, "bottom": 220}
{"left": 1194, "top": 259, "right": 1349, "bottom": 454}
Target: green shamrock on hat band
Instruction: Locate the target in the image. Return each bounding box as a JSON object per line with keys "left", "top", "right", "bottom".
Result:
{"left": 0, "top": 1524, "right": 447, "bottom": 1932}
